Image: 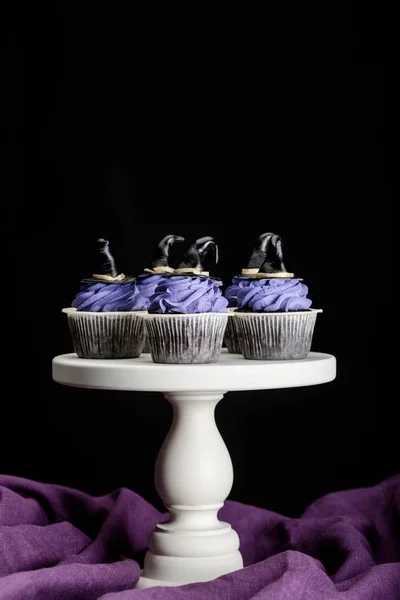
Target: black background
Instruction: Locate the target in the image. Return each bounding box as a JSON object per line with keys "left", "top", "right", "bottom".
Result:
{"left": 2, "top": 7, "right": 392, "bottom": 517}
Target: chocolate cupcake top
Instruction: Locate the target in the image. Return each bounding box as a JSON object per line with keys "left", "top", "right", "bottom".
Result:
{"left": 225, "top": 232, "right": 314, "bottom": 311}
{"left": 133, "top": 234, "right": 185, "bottom": 311}
{"left": 148, "top": 236, "right": 228, "bottom": 314}
{"left": 72, "top": 239, "right": 140, "bottom": 312}
{"left": 224, "top": 232, "right": 292, "bottom": 307}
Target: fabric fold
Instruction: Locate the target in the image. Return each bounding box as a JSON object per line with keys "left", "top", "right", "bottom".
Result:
{"left": 1, "top": 474, "right": 399, "bottom": 599}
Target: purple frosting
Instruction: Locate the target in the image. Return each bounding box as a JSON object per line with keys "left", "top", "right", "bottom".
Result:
{"left": 132, "top": 274, "right": 168, "bottom": 311}
{"left": 148, "top": 276, "right": 229, "bottom": 314}
{"left": 71, "top": 282, "right": 141, "bottom": 312}
{"left": 224, "top": 276, "right": 253, "bottom": 307}
{"left": 237, "top": 279, "right": 312, "bottom": 312}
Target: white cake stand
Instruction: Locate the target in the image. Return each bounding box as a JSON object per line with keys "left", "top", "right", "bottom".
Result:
{"left": 52, "top": 349, "right": 336, "bottom": 588}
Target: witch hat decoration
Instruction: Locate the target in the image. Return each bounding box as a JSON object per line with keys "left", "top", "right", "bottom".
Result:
{"left": 86, "top": 238, "right": 132, "bottom": 283}
{"left": 175, "top": 236, "right": 219, "bottom": 276}
{"left": 143, "top": 234, "right": 185, "bottom": 274}
{"left": 258, "top": 233, "right": 294, "bottom": 278}
{"left": 241, "top": 233, "right": 294, "bottom": 278}
{"left": 241, "top": 232, "right": 275, "bottom": 275}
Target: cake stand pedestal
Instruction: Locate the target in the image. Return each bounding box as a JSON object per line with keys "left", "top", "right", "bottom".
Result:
{"left": 52, "top": 349, "right": 336, "bottom": 588}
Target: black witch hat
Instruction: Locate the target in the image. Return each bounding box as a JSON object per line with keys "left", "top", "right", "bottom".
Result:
{"left": 83, "top": 238, "right": 134, "bottom": 284}
{"left": 241, "top": 232, "right": 294, "bottom": 278}
{"left": 175, "top": 236, "right": 219, "bottom": 276}
{"left": 143, "top": 234, "right": 185, "bottom": 274}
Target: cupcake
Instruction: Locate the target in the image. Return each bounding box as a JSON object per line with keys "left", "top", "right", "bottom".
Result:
{"left": 143, "top": 237, "right": 229, "bottom": 364}
{"left": 223, "top": 232, "right": 273, "bottom": 353}
{"left": 233, "top": 233, "right": 322, "bottom": 360}
{"left": 63, "top": 238, "right": 146, "bottom": 359}
{"left": 130, "top": 235, "right": 184, "bottom": 352}
{"left": 223, "top": 276, "right": 255, "bottom": 355}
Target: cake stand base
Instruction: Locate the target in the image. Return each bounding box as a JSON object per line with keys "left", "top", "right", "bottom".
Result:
{"left": 137, "top": 575, "right": 180, "bottom": 589}
{"left": 137, "top": 549, "right": 243, "bottom": 588}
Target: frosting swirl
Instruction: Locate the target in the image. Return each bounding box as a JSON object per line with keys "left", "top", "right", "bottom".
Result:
{"left": 132, "top": 274, "right": 168, "bottom": 311}
{"left": 237, "top": 279, "right": 312, "bottom": 312}
{"left": 224, "top": 276, "right": 253, "bottom": 307}
{"left": 71, "top": 282, "right": 141, "bottom": 312}
{"left": 148, "top": 276, "right": 228, "bottom": 314}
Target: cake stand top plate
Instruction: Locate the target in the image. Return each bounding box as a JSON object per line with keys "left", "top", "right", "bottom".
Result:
{"left": 52, "top": 349, "right": 336, "bottom": 392}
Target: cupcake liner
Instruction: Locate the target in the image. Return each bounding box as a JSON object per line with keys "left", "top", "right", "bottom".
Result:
{"left": 235, "top": 309, "right": 322, "bottom": 360}
{"left": 142, "top": 313, "right": 228, "bottom": 364}
{"left": 131, "top": 311, "right": 150, "bottom": 352}
{"left": 63, "top": 308, "right": 146, "bottom": 359}
{"left": 224, "top": 308, "right": 242, "bottom": 354}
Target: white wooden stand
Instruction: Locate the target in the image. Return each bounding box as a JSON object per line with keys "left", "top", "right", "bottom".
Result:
{"left": 52, "top": 350, "right": 336, "bottom": 587}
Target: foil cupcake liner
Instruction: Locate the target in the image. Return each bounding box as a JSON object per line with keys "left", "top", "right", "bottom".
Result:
{"left": 131, "top": 311, "right": 150, "bottom": 352}
{"left": 142, "top": 313, "right": 228, "bottom": 364}
{"left": 224, "top": 308, "right": 242, "bottom": 354}
{"left": 63, "top": 308, "right": 146, "bottom": 359}
{"left": 235, "top": 309, "right": 322, "bottom": 360}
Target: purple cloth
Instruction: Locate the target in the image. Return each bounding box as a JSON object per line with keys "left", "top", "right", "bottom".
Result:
{"left": 1, "top": 475, "right": 399, "bottom": 599}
